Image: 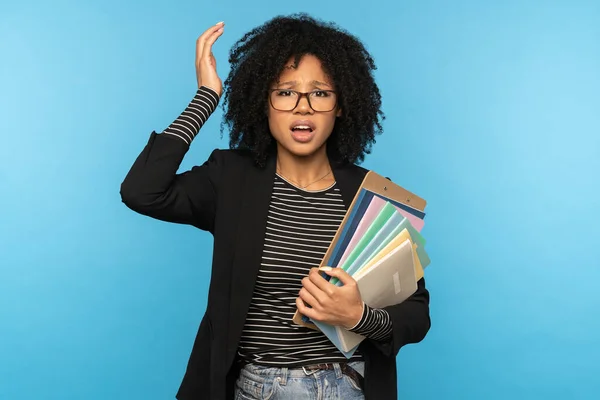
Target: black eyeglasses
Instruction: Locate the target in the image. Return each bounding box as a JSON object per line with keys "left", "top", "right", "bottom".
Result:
{"left": 269, "top": 89, "right": 338, "bottom": 112}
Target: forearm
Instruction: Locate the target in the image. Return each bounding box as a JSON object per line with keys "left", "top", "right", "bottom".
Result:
{"left": 161, "top": 86, "right": 220, "bottom": 145}
{"left": 347, "top": 303, "right": 393, "bottom": 342}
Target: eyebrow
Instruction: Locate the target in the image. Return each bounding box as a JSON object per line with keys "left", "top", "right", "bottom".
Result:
{"left": 277, "top": 80, "right": 332, "bottom": 88}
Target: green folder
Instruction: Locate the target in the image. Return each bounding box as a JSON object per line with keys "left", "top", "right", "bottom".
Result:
{"left": 329, "top": 203, "right": 396, "bottom": 285}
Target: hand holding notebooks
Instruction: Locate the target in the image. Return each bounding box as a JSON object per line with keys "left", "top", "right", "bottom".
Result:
{"left": 293, "top": 171, "right": 429, "bottom": 347}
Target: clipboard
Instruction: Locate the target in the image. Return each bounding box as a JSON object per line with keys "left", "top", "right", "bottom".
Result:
{"left": 292, "top": 170, "right": 427, "bottom": 329}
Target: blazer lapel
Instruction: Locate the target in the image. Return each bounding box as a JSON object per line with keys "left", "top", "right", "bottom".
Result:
{"left": 226, "top": 153, "right": 277, "bottom": 363}
{"left": 331, "top": 162, "right": 368, "bottom": 210}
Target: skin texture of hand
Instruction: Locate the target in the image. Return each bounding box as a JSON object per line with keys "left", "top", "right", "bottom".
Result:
{"left": 195, "top": 22, "right": 224, "bottom": 96}
{"left": 296, "top": 267, "right": 364, "bottom": 329}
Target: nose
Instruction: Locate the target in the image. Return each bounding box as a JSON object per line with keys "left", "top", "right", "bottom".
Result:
{"left": 293, "top": 94, "right": 314, "bottom": 114}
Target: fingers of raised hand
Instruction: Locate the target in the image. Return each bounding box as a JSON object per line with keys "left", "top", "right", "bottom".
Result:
{"left": 202, "top": 25, "right": 224, "bottom": 60}
{"left": 196, "top": 22, "right": 224, "bottom": 64}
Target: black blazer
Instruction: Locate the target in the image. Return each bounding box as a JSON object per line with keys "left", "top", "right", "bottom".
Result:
{"left": 120, "top": 132, "right": 431, "bottom": 400}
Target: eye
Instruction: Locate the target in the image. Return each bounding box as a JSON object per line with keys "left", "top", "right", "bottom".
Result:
{"left": 312, "top": 90, "right": 331, "bottom": 97}
{"left": 275, "top": 90, "right": 295, "bottom": 97}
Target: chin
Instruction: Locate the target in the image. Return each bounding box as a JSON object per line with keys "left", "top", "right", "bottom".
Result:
{"left": 281, "top": 141, "right": 327, "bottom": 158}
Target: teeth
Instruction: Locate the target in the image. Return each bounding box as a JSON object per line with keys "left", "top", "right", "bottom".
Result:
{"left": 293, "top": 125, "right": 312, "bottom": 131}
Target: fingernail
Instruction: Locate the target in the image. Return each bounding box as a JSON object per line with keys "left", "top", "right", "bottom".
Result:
{"left": 216, "top": 21, "right": 224, "bottom": 25}
{"left": 319, "top": 266, "right": 332, "bottom": 271}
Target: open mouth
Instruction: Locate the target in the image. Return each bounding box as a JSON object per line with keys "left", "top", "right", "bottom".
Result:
{"left": 290, "top": 123, "right": 316, "bottom": 143}
{"left": 290, "top": 120, "right": 316, "bottom": 139}
{"left": 291, "top": 126, "right": 314, "bottom": 133}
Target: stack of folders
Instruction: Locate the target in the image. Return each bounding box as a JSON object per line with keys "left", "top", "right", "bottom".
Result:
{"left": 292, "top": 171, "right": 430, "bottom": 358}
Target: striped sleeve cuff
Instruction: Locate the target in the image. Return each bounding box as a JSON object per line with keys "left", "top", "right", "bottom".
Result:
{"left": 162, "top": 86, "right": 220, "bottom": 145}
{"left": 347, "top": 302, "right": 393, "bottom": 342}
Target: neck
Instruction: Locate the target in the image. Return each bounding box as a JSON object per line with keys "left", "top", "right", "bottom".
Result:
{"left": 276, "top": 145, "right": 333, "bottom": 190}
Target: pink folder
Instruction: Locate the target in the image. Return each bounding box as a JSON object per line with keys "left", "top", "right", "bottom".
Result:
{"left": 337, "top": 197, "right": 425, "bottom": 267}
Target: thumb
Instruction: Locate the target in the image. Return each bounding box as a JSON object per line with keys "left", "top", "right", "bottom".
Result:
{"left": 319, "top": 266, "right": 354, "bottom": 285}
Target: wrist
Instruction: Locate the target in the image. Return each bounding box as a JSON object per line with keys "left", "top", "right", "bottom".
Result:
{"left": 199, "top": 84, "right": 221, "bottom": 99}
{"left": 344, "top": 302, "right": 365, "bottom": 329}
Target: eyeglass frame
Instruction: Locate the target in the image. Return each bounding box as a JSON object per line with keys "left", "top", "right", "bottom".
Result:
{"left": 268, "top": 89, "right": 338, "bottom": 112}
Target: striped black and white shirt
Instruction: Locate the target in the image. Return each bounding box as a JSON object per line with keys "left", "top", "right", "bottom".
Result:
{"left": 237, "top": 175, "right": 392, "bottom": 366}
{"left": 162, "top": 86, "right": 220, "bottom": 145}
{"left": 161, "top": 87, "right": 393, "bottom": 366}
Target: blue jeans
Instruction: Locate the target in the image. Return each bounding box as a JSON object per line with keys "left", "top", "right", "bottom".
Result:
{"left": 234, "top": 361, "right": 365, "bottom": 399}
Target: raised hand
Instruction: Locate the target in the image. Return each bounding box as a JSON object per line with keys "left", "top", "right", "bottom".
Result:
{"left": 195, "top": 22, "right": 225, "bottom": 96}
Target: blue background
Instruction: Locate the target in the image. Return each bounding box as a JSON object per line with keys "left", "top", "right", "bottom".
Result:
{"left": 1, "top": 0, "right": 599, "bottom": 399}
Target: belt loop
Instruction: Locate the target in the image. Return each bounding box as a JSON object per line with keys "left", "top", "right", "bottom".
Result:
{"left": 280, "top": 367, "right": 288, "bottom": 385}
{"left": 333, "top": 363, "right": 343, "bottom": 379}
{"left": 302, "top": 366, "right": 317, "bottom": 375}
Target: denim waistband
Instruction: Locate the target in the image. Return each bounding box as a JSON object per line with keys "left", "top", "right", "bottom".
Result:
{"left": 239, "top": 361, "right": 365, "bottom": 383}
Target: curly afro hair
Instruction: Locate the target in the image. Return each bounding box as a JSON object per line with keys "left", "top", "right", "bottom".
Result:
{"left": 220, "top": 13, "right": 385, "bottom": 167}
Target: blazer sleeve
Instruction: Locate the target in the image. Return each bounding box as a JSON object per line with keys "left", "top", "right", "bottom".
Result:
{"left": 119, "top": 131, "right": 222, "bottom": 232}
{"left": 366, "top": 277, "right": 431, "bottom": 357}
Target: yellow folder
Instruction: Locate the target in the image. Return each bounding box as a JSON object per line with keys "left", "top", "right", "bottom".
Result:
{"left": 352, "top": 228, "right": 424, "bottom": 282}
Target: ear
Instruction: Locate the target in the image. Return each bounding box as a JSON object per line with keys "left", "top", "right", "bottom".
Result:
{"left": 336, "top": 107, "right": 342, "bottom": 117}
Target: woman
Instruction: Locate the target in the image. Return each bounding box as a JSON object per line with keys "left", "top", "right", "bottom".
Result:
{"left": 120, "top": 14, "right": 430, "bottom": 400}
